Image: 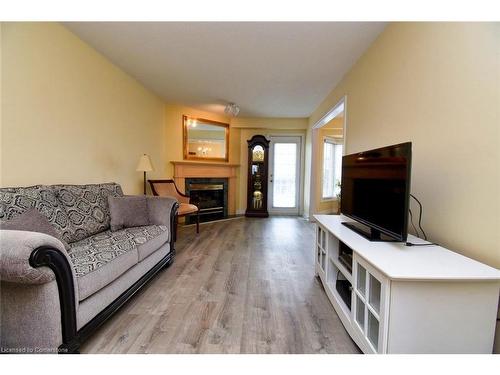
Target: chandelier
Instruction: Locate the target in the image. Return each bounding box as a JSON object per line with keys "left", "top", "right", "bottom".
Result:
{"left": 224, "top": 102, "right": 240, "bottom": 117}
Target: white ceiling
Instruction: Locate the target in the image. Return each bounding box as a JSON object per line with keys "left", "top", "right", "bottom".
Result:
{"left": 64, "top": 22, "right": 386, "bottom": 118}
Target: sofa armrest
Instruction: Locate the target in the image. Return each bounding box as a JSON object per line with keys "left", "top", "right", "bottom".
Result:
{"left": 0, "top": 230, "right": 70, "bottom": 284}
{"left": 145, "top": 196, "right": 179, "bottom": 244}
{"left": 1, "top": 229, "right": 79, "bottom": 352}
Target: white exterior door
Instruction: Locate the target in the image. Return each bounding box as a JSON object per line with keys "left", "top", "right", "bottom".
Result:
{"left": 268, "top": 136, "right": 301, "bottom": 215}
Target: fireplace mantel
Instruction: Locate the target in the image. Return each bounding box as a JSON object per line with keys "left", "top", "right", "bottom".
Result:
{"left": 170, "top": 161, "right": 239, "bottom": 214}
{"left": 171, "top": 160, "right": 240, "bottom": 167}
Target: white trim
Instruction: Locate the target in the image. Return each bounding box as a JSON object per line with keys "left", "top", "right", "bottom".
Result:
{"left": 312, "top": 96, "right": 346, "bottom": 129}
{"left": 309, "top": 96, "right": 347, "bottom": 220}
{"left": 323, "top": 136, "right": 343, "bottom": 145}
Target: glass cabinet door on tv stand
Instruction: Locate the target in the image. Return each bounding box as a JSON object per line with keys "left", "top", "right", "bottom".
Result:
{"left": 352, "top": 256, "right": 389, "bottom": 353}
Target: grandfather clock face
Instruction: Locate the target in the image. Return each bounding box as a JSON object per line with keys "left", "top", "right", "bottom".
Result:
{"left": 252, "top": 145, "right": 265, "bottom": 162}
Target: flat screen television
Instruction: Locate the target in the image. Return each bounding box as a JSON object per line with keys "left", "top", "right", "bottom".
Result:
{"left": 340, "top": 142, "right": 412, "bottom": 242}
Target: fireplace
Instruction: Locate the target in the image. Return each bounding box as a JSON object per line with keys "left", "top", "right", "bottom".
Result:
{"left": 185, "top": 178, "right": 228, "bottom": 224}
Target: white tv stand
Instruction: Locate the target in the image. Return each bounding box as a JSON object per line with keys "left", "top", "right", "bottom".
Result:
{"left": 314, "top": 214, "right": 500, "bottom": 354}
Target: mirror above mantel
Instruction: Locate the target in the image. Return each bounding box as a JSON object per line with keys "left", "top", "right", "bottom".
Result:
{"left": 183, "top": 115, "right": 229, "bottom": 162}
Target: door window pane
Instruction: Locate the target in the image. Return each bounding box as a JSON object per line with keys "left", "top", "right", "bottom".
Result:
{"left": 273, "top": 143, "right": 297, "bottom": 208}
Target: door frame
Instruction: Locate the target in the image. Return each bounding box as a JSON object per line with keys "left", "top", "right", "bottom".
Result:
{"left": 268, "top": 134, "right": 304, "bottom": 216}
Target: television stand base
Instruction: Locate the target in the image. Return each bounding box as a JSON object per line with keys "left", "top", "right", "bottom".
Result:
{"left": 315, "top": 214, "right": 500, "bottom": 353}
{"left": 341, "top": 222, "right": 401, "bottom": 242}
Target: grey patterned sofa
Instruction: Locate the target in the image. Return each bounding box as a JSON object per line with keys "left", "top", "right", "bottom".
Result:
{"left": 0, "top": 183, "right": 178, "bottom": 353}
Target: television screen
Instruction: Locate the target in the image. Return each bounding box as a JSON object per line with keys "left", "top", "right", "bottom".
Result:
{"left": 340, "top": 142, "right": 412, "bottom": 241}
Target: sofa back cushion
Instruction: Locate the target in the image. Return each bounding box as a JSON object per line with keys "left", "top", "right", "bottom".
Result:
{"left": 0, "top": 185, "right": 74, "bottom": 243}
{"left": 53, "top": 183, "right": 123, "bottom": 243}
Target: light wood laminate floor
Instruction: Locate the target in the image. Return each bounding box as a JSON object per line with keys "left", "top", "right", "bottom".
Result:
{"left": 80, "top": 217, "right": 361, "bottom": 354}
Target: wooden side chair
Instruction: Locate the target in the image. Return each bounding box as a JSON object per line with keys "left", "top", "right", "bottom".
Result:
{"left": 148, "top": 179, "right": 200, "bottom": 237}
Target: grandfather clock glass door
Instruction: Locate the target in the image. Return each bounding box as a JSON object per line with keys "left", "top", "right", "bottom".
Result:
{"left": 245, "top": 135, "right": 270, "bottom": 217}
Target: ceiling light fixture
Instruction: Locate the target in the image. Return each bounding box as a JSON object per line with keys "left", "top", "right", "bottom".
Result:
{"left": 224, "top": 102, "right": 240, "bottom": 117}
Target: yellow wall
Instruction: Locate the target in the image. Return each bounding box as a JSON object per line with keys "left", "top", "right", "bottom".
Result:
{"left": 307, "top": 22, "right": 500, "bottom": 269}
{"left": 1, "top": 22, "right": 165, "bottom": 194}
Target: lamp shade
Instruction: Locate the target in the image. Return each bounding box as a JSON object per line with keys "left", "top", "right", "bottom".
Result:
{"left": 136, "top": 154, "right": 154, "bottom": 172}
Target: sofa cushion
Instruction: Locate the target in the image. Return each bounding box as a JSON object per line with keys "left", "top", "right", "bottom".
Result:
{"left": 68, "top": 230, "right": 138, "bottom": 300}
{"left": 68, "top": 224, "right": 168, "bottom": 300}
{"left": 127, "top": 225, "right": 169, "bottom": 261}
{"left": 108, "top": 196, "right": 149, "bottom": 231}
{"left": 0, "top": 185, "right": 73, "bottom": 244}
{"left": 178, "top": 203, "right": 198, "bottom": 215}
{"left": 0, "top": 209, "right": 70, "bottom": 250}
{"left": 54, "top": 183, "right": 123, "bottom": 243}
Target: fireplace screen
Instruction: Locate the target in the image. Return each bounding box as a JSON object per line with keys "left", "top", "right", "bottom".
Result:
{"left": 185, "top": 179, "right": 228, "bottom": 224}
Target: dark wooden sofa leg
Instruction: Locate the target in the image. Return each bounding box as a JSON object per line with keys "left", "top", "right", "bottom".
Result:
{"left": 174, "top": 214, "right": 179, "bottom": 242}
{"left": 196, "top": 211, "right": 200, "bottom": 234}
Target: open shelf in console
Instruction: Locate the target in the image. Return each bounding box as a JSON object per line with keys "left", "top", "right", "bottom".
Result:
{"left": 326, "top": 234, "right": 353, "bottom": 282}
{"left": 327, "top": 257, "right": 352, "bottom": 313}
{"left": 338, "top": 241, "right": 353, "bottom": 274}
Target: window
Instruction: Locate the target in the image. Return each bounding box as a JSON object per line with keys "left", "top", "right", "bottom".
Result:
{"left": 322, "top": 139, "right": 343, "bottom": 199}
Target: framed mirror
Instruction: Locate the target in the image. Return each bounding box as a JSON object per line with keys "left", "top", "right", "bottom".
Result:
{"left": 183, "top": 115, "right": 230, "bottom": 162}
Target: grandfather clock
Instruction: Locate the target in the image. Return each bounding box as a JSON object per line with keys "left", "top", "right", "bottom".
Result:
{"left": 245, "top": 135, "right": 270, "bottom": 217}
